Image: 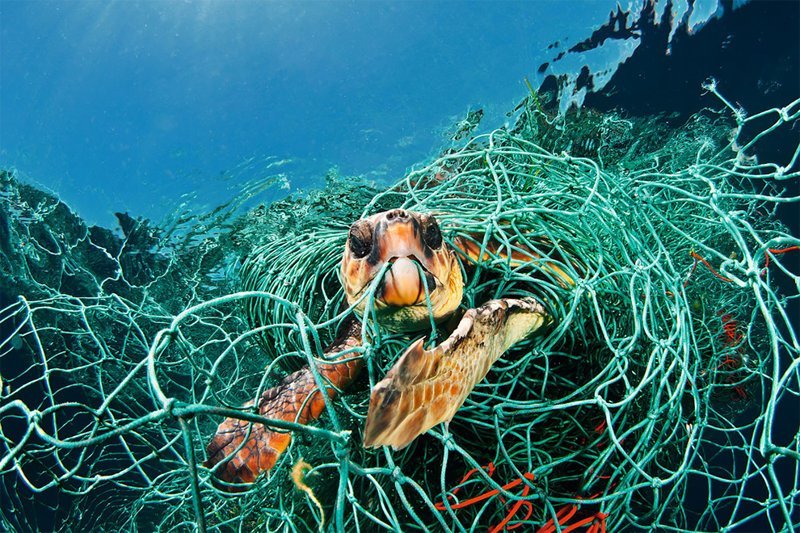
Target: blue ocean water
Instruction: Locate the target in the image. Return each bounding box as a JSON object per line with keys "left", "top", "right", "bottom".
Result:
{"left": 1, "top": 0, "right": 724, "bottom": 228}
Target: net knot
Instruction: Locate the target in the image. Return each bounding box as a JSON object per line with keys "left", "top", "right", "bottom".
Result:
{"left": 651, "top": 477, "right": 663, "bottom": 489}
{"left": 334, "top": 441, "right": 349, "bottom": 460}
{"left": 163, "top": 397, "right": 177, "bottom": 417}
{"left": 763, "top": 445, "right": 779, "bottom": 464}
{"left": 28, "top": 409, "right": 41, "bottom": 425}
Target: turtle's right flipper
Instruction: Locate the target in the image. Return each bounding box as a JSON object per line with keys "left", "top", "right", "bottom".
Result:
{"left": 204, "top": 320, "right": 362, "bottom": 489}
{"left": 453, "top": 233, "right": 582, "bottom": 288}
{"left": 362, "top": 297, "right": 550, "bottom": 450}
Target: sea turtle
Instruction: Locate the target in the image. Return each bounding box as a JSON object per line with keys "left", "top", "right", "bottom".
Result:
{"left": 205, "top": 209, "right": 569, "bottom": 486}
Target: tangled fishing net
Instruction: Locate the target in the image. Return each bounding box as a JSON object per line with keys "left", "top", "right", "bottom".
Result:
{"left": 1, "top": 84, "right": 798, "bottom": 532}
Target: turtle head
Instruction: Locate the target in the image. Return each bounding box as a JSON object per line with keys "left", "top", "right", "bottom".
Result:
{"left": 342, "top": 209, "right": 463, "bottom": 332}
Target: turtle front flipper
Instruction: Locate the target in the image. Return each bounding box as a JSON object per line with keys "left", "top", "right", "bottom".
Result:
{"left": 363, "top": 297, "right": 549, "bottom": 450}
{"left": 205, "top": 319, "right": 362, "bottom": 488}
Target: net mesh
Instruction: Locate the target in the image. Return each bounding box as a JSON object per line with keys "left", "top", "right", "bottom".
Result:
{"left": 1, "top": 85, "right": 798, "bottom": 532}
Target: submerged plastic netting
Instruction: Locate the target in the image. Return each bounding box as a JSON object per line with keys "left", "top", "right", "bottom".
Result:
{"left": 1, "top": 87, "right": 798, "bottom": 532}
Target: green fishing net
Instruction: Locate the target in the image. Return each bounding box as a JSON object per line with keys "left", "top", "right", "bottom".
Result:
{"left": 1, "top": 85, "right": 798, "bottom": 532}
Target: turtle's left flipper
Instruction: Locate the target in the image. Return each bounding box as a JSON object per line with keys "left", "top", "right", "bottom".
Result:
{"left": 205, "top": 319, "right": 362, "bottom": 488}
{"left": 363, "top": 297, "right": 550, "bottom": 450}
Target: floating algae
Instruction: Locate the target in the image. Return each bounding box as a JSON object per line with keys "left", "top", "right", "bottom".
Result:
{"left": 0, "top": 88, "right": 798, "bottom": 532}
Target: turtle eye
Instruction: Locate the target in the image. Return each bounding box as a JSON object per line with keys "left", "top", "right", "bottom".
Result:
{"left": 422, "top": 217, "right": 442, "bottom": 249}
{"left": 348, "top": 220, "right": 373, "bottom": 259}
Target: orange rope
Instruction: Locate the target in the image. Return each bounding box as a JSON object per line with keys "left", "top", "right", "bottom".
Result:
{"left": 489, "top": 490, "right": 534, "bottom": 533}
{"left": 665, "top": 250, "right": 702, "bottom": 297}
{"left": 690, "top": 251, "right": 733, "bottom": 283}
{"left": 436, "top": 466, "right": 535, "bottom": 531}
{"left": 763, "top": 245, "right": 800, "bottom": 270}
{"left": 441, "top": 473, "right": 534, "bottom": 510}
{"left": 670, "top": 245, "right": 798, "bottom": 296}
{"left": 434, "top": 462, "right": 495, "bottom": 510}
{"left": 561, "top": 512, "right": 605, "bottom": 533}
{"left": 537, "top": 503, "right": 608, "bottom": 533}
{"left": 718, "top": 312, "right": 743, "bottom": 347}
{"left": 537, "top": 504, "right": 578, "bottom": 533}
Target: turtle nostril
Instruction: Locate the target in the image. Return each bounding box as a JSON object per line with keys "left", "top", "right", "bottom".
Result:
{"left": 424, "top": 272, "right": 436, "bottom": 291}
{"left": 386, "top": 209, "right": 408, "bottom": 221}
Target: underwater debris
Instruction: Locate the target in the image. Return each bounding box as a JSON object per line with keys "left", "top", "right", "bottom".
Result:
{"left": 292, "top": 458, "right": 325, "bottom": 531}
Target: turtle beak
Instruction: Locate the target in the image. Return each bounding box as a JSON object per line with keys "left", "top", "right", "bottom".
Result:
{"left": 377, "top": 257, "right": 436, "bottom": 307}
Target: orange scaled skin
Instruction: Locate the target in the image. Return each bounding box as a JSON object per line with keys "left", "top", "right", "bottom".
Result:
{"left": 204, "top": 320, "right": 361, "bottom": 487}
